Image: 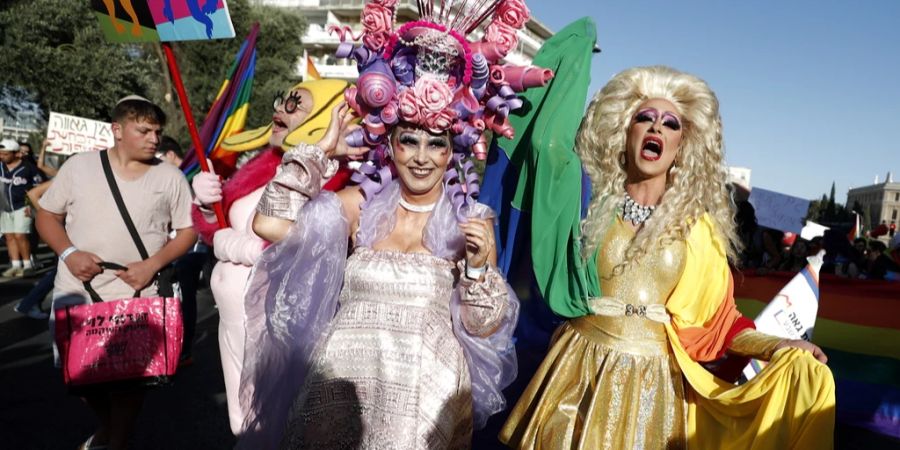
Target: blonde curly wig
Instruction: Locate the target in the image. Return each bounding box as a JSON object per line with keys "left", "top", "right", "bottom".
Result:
{"left": 578, "top": 66, "right": 741, "bottom": 271}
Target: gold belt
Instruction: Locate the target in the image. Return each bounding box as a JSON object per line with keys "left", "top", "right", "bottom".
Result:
{"left": 587, "top": 296, "right": 671, "bottom": 323}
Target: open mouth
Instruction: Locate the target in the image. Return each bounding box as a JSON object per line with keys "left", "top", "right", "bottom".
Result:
{"left": 641, "top": 136, "right": 663, "bottom": 162}
{"left": 272, "top": 115, "right": 287, "bottom": 133}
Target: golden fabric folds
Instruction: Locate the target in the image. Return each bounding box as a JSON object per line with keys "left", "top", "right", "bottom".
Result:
{"left": 502, "top": 215, "right": 836, "bottom": 450}
{"left": 729, "top": 329, "right": 784, "bottom": 361}
{"left": 663, "top": 216, "right": 836, "bottom": 450}
{"left": 501, "top": 216, "right": 689, "bottom": 449}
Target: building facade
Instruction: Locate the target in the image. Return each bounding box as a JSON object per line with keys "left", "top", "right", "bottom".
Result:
{"left": 255, "top": 0, "right": 553, "bottom": 80}
{"left": 847, "top": 173, "right": 900, "bottom": 231}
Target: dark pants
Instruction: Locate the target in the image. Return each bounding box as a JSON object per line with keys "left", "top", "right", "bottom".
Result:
{"left": 18, "top": 267, "right": 57, "bottom": 311}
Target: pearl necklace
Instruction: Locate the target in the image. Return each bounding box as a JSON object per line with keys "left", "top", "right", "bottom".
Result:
{"left": 399, "top": 196, "right": 437, "bottom": 213}
{"left": 622, "top": 192, "right": 655, "bottom": 225}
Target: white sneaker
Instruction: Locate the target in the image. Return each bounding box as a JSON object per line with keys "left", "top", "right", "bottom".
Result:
{"left": 14, "top": 304, "right": 49, "bottom": 320}
{"left": 2, "top": 266, "right": 21, "bottom": 277}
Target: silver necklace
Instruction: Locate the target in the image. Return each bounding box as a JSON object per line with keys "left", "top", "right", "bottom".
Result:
{"left": 622, "top": 192, "right": 655, "bottom": 225}
{"left": 399, "top": 196, "right": 436, "bottom": 213}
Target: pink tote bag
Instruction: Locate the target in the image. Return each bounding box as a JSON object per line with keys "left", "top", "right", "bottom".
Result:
{"left": 54, "top": 262, "right": 183, "bottom": 388}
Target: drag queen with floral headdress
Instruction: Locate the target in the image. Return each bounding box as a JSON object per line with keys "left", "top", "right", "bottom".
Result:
{"left": 499, "top": 66, "right": 836, "bottom": 449}
{"left": 236, "top": 0, "right": 551, "bottom": 448}
{"left": 191, "top": 79, "right": 351, "bottom": 435}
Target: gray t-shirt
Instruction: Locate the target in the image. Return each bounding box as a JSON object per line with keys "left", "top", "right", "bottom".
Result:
{"left": 40, "top": 151, "right": 193, "bottom": 300}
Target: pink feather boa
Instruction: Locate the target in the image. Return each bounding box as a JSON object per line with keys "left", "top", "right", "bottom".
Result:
{"left": 191, "top": 148, "right": 283, "bottom": 245}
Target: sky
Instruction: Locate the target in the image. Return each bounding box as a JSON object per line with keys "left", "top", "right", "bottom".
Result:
{"left": 526, "top": 0, "right": 900, "bottom": 204}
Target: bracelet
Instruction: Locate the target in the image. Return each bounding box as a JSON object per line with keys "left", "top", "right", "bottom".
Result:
{"left": 59, "top": 246, "right": 78, "bottom": 261}
{"left": 465, "top": 262, "right": 487, "bottom": 280}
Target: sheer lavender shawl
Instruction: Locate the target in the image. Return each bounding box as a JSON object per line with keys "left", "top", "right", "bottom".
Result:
{"left": 238, "top": 181, "right": 519, "bottom": 448}
{"left": 358, "top": 181, "right": 520, "bottom": 429}
{"left": 237, "top": 192, "right": 349, "bottom": 450}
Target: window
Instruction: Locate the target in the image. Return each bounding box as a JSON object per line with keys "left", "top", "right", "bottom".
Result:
{"left": 894, "top": 209, "right": 898, "bottom": 220}
{"left": 895, "top": 192, "right": 899, "bottom": 202}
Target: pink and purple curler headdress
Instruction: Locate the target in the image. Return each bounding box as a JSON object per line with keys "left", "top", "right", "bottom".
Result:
{"left": 332, "top": 0, "right": 553, "bottom": 216}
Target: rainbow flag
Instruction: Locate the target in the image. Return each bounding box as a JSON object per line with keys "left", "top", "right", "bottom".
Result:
{"left": 179, "top": 23, "right": 258, "bottom": 179}
{"left": 848, "top": 213, "right": 861, "bottom": 242}
{"left": 735, "top": 270, "right": 900, "bottom": 438}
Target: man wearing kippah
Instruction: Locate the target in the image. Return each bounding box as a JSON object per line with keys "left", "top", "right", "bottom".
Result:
{"left": 35, "top": 95, "right": 196, "bottom": 450}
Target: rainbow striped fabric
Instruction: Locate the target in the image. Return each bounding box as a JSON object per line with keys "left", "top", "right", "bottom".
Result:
{"left": 179, "top": 23, "right": 258, "bottom": 179}
{"left": 735, "top": 270, "right": 900, "bottom": 438}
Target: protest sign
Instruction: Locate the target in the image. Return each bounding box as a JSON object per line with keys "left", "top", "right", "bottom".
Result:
{"left": 46, "top": 112, "right": 114, "bottom": 155}
{"left": 742, "top": 251, "right": 824, "bottom": 381}
{"left": 748, "top": 187, "right": 810, "bottom": 234}
{"left": 91, "top": 0, "right": 235, "bottom": 43}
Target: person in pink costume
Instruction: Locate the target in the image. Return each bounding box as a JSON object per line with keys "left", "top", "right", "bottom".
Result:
{"left": 191, "top": 79, "right": 351, "bottom": 435}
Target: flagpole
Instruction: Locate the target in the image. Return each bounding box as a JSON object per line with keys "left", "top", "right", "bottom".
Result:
{"left": 161, "top": 42, "right": 228, "bottom": 228}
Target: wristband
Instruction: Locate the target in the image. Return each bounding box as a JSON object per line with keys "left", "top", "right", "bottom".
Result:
{"left": 465, "top": 262, "right": 487, "bottom": 280}
{"left": 60, "top": 246, "right": 78, "bottom": 261}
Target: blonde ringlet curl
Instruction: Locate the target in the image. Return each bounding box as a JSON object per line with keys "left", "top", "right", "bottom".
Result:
{"left": 577, "top": 66, "right": 741, "bottom": 273}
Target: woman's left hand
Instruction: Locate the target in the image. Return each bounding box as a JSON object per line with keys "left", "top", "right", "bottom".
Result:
{"left": 774, "top": 339, "right": 828, "bottom": 363}
{"left": 459, "top": 218, "right": 496, "bottom": 271}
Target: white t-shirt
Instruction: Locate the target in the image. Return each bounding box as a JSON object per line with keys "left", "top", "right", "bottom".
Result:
{"left": 40, "top": 151, "right": 193, "bottom": 300}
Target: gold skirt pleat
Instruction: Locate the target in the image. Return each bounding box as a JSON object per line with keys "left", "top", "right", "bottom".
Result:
{"left": 500, "top": 317, "right": 687, "bottom": 449}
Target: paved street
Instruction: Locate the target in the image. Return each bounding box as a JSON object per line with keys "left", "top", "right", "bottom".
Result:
{"left": 0, "top": 256, "right": 236, "bottom": 450}
{"left": 0, "top": 245, "right": 897, "bottom": 449}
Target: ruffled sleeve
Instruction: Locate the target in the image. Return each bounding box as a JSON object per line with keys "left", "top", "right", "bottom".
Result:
{"left": 256, "top": 143, "right": 339, "bottom": 221}
{"left": 450, "top": 263, "right": 520, "bottom": 430}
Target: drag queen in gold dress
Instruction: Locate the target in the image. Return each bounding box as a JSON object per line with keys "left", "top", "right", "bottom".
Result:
{"left": 499, "top": 66, "right": 835, "bottom": 449}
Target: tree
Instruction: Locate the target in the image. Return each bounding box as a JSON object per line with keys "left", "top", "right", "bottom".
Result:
{"left": 826, "top": 181, "right": 836, "bottom": 221}
{"left": 0, "top": 0, "right": 308, "bottom": 150}
{"left": 0, "top": 0, "right": 157, "bottom": 121}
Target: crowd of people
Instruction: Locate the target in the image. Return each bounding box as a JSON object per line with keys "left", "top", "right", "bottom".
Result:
{"left": 734, "top": 199, "right": 900, "bottom": 280}
{"left": 0, "top": 1, "right": 847, "bottom": 449}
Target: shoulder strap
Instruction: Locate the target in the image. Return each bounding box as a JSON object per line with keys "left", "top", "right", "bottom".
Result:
{"left": 100, "top": 150, "right": 150, "bottom": 260}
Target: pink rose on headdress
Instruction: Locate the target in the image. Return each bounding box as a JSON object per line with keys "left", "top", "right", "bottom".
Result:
{"left": 369, "top": 0, "right": 398, "bottom": 7}
{"left": 484, "top": 22, "right": 519, "bottom": 55}
{"left": 423, "top": 108, "right": 458, "bottom": 133}
{"left": 496, "top": 0, "right": 530, "bottom": 29}
{"left": 380, "top": 100, "right": 400, "bottom": 125}
{"left": 361, "top": 3, "right": 393, "bottom": 34}
{"left": 413, "top": 76, "right": 453, "bottom": 113}
{"left": 363, "top": 31, "right": 389, "bottom": 51}
{"left": 397, "top": 88, "right": 420, "bottom": 123}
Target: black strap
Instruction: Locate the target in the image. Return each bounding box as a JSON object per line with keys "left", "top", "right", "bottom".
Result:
{"left": 82, "top": 262, "right": 139, "bottom": 302}
{"left": 100, "top": 150, "right": 150, "bottom": 260}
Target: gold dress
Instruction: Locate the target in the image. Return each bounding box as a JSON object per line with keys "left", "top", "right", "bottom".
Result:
{"left": 501, "top": 217, "right": 688, "bottom": 449}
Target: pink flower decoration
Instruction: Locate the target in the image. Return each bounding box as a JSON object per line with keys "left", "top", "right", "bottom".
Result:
{"left": 369, "top": 0, "right": 398, "bottom": 8}
{"left": 422, "top": 108, "right": 458, "bottom": 133}
{"left": 413, "top": 76, "right": 453, "bottom": 113}
{"left": 363, "top": 31, "right": 390, "bottom": 51}
{"left": 344, "top": 86, "right": 366, "bottom": 117}
{"left": 397, "top": 88, "right": 420, "bottom": 123}
{"left": 485, "top": 22, "right": 518, "bottom": 56}
{"left": 361, "top": 4, "right": 393, "bottom": 34}
{"left": 380, "top": 101, "right": 399, "bottom": 125}
{"left": 496, "top": 0, "right": 530, "bottom": 29}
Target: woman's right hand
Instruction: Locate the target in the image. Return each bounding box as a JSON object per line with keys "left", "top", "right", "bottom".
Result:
{"left": 192, "top": 167, "right": 222, "bottom": 205}
{"left": 316, "top": 102, "right": 369, "bottom": 160}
